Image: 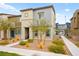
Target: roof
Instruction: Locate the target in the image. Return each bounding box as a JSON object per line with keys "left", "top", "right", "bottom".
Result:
{"left": 20, "top": 5, "right": 55, "bottom": 14}
{"left": 70, "top": 17, "right": 73, "bottom": 21}
{"left": 73, "top": 9, "right": 79, "bottom": 16}
{"left": 8, "top": 15, "right": 21, "bottom": 18}
{"left": 74, "top": 9, "right": 79, "bottom": 13}
{"left": 0, "top": 13, "right": 12, "bottom": 15}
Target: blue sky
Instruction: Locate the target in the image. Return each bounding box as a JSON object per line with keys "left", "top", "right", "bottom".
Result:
{"left": 0, "top": 3, "right": 79, "bottom": 24}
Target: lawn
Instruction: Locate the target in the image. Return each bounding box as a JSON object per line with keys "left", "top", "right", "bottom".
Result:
{"left": 0, "top": 51, "right": 20, "bottom": 56}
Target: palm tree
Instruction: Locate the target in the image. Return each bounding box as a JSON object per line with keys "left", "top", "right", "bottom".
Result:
{"left": 0, "top": 19, "right": 15, "bottom": 40}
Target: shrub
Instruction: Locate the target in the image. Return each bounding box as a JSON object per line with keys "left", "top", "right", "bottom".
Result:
{"left": 0, "top": 42, "right": 9, "bottom": 45}
{"left": 52, "top": 39, "right": 64, "bottom": 46}
{"left": 37, "top": 41, "right": 44, "bottom": 49}
{"left": 48, "top": 44, "right": 65, "bottom": 54}
{"left": 19, "top": 41, "right": 26, "bottom": 45}
{"left": 0, "top": 40, "right": 9, "bottom": 45}
{"left": 25, "top": 42, "right": 30, "bottom": 47}
{"left": 48, "top": 38, "right": 65, "bottom": 54}
{"left": 27, "top": 39, "right": 34, "bottom": 43}
{"left": 75, "top": 42, "right": 79, "bottom": 47}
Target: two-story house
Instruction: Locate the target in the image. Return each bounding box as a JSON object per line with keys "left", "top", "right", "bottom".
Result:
{"left": 71, "top": 9, "right": 79, "bottom": 40}
{"left": 20, "top": 5, "right": 56, "bottom": 40}
{"left": 0, "top": 13, "right": 13, "bottom": 40}
{"left": 0, "top": 14, "right": 21, "bottom": 40}
{"left": 0, "top": 5, "right": 56, "bottom": 40}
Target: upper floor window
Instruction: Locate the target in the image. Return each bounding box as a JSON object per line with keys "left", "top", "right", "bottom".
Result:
{"left": 34, "top": 30, "right": 38, "bottom": 36}
{"left": 38, "top": 12, "right": 44, "bottom": 19}
{"left": 74, "top": 17, "right": 76, "bottom": 19}
{"left": 77, "top": 12, "right": 79, "bottom": 15}
{"left": 24, "top": 13, "right": 28, "bottom": 17}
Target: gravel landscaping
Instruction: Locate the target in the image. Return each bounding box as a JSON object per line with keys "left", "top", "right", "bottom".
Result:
{"left": 12, "top": 35, "right": 70, "bottom": 55}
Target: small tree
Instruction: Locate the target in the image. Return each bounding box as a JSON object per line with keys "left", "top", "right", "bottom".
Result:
{"left": 0, "top": 19, "right": 15, "bottom": 40}
{"left": 31, "top": 19, "right": 51, "bottom": 43}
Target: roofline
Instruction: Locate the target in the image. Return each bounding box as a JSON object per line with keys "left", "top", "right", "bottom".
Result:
{"left": 20, "top": 5, "right": 55, "bottom": 13}
{"left": 8, "top": 15, "right": 21, "bottom": 18}
{"left": 70, "top": 17, "right": 73, "bottom": 21}
{"left": 20, "top": 5, "right": 55, "bottom": 16}
{"left": 0, "top": 13, "right": 13, "bottom": 15}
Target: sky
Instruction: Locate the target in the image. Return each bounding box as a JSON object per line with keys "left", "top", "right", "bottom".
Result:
{"left": 0, "top": 3, "right": 79, "bottom": 24}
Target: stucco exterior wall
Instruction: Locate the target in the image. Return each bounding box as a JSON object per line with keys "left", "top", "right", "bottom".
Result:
{"left": 21, "top": 7, "right": 55, "bottom": 40}
{"left": 21, "top": 10, "right": 33, "bottom": 40}
{"left": 0, "top": 6, "right": 56, "bottom": 40}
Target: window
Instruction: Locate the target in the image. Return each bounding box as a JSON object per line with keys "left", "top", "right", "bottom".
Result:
{"left": 77, "top": 12, "right": 79, "bottom": 15}
{"left": 77, "top": 12, "right": 79, "bottom": 19}
{"left": 74, "top": 17, "right": 76, "bottom": 19}
{"left": 34, "top": 31, "right": 38, "bottom": 36}
{"left": 24, "top": 13, "right": 28, "bottom": 17}
{"left": 74, "top": 17, "right": 76, "bottom": 23}
{"left": 46, "top": 29, "right": 50, "bottom": 37}
{"left": 38, "top": 12, "right": 44, "bottom": 19}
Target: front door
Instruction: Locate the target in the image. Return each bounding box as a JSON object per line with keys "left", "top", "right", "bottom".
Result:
{"left": 25, "top": 28, "right": 29, "bottom": 39}
{"left": 10, "top": 30, "right": 15, "bottom": 38}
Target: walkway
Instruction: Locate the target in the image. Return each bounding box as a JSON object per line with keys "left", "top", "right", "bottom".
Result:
{"left": 61, "top": 36, "right": 79, "bottom": 56}
{"left": 6, "top": 41, "right": 20, "bottom": 47}
{"left": 0, "top": 46, "right": 65, "bottom": 56}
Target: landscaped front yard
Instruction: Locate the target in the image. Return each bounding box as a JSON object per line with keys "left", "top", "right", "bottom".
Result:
{"left": 0, "top": 36, "right": 20, "bottom": 45}
{"left": 12, "top": 35, "right": 70, "bottom": 55}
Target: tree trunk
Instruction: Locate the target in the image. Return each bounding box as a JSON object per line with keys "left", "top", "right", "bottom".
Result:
{"left": 43, "top": 32, "right": 46, "bottom": 44}
{"left": 3, "top": 30, "right": 7, "bottom": 40}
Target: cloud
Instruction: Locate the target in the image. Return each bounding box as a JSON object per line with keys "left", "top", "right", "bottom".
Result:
{"left": 56, "top": 13, "right": 66, "bottom": 24}
{"left": 56, "top": 13, "right": 71, "bottom": 24}
{"left": 0, "top": 3, "right": 20, "bottom": 14}
{"left": 65, "top": 9, "right": 70, "bottom": 12}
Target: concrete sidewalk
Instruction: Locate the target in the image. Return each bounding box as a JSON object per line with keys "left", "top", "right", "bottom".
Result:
{"left": 61, "top": 36, "right": 79, "bottom": 56}
{"left": 0, "top": 46, "right": 65, "bottom": 56}
{"left": 5, "top": 41, "right": 20, "bottom": 47}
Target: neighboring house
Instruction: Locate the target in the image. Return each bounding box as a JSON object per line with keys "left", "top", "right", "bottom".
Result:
{"left": 66, "top": 22, "right": 71, "bottom": 29}
{"left": 0, "top": 5, "right": 56, "bottom": 40}
{"left": 0, "top": 13, "right": 13, "bottom": 40}
{"left": 56, "top": 23, "right": 67, "bottom": 35}
{"left": 8, "top": 15, "right": 21, "bottom": 39}
{"left": 56, "top": 23, "right": 71, "bottom": 35}
{"left": 71, "top": 9, "right": 79, "bottom": 40}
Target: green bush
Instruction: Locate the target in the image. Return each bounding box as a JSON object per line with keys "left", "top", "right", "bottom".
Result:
{"left": 0, "top": 40, "right": 9, "bottom": 45}
{"left": 19, "top": 41, "right": 26, "bottom": 45}
{"left": 48, "top": 38, "right": 65, "bottom": 54}
{"left": 27, "top": 39, "right": 34, "bottom": 43}
{"left": 48, "top": 44, "right": 65, "bottom": 54}
{"left": 0, "top": 42, "right": 9, "bottom": 45}
{"left": 52, "top": 39, "right": 64, "bottom": 46}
